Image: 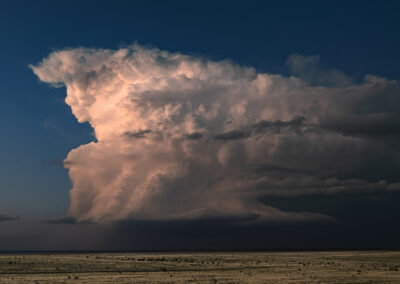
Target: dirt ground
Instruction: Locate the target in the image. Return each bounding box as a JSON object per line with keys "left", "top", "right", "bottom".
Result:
{"left": 0, "top": 251, "right": 399, "bottom": 283}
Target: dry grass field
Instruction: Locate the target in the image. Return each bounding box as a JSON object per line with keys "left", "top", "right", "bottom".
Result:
{"left": 0, "top": 251, "right": 399, "bottom": 283}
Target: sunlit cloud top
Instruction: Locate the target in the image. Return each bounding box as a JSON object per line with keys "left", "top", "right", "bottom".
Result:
{"left": 31, "top": 44, "right": 400, "bottom": 223}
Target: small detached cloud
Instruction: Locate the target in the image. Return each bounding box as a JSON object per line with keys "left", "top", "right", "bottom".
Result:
{"left": 41, "top": 157, "right": 64, "bottom": 166}
{"left": 0, "top": 214, "right": 19, "bottom": 222}
{"left": 31, "top": 44, "right": 400, "bottom": 224}
{"left": 42, "top": 216, "right": 78, "bottom": 225}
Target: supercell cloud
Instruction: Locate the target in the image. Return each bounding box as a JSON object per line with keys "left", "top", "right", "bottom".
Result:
{"left": 31, "top": 44, "right": 400, "bottom": 223}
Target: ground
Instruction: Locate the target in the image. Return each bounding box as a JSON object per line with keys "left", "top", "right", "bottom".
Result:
{"left": 0, "top": 251, "right": 399, "bottom": 283}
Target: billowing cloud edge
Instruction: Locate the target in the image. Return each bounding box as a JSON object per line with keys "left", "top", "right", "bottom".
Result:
{"left": 30, "top": 44, "right": 400, "bottom": 224}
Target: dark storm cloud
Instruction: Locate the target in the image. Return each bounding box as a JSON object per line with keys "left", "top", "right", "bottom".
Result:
{"left": 213, "top": 130, "right": 251, "bottom": 140}
{"left": 124, "top": 129, "right": 152, "bottom": 138}
{"left": 247, "top": 163, "right": 305, "bottom": 175}
{"left": 107, "top": 216, "right": 337, "bottom": 251}
{"left": 251, "top": 116, "right": 307, "bottom": 134}
{"left": 213, "top": 117, "right": 308, "bottom": 141}
{"left": 322, "top": 114, "right": 400, "bottom": 139}
{"left": 185, "top": 132, "right": 203, "bottom": 140}
{"left": 107, "top": 200, "right": 400, "bottom": 250}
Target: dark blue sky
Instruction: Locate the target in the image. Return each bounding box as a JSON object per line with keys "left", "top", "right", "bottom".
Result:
{"left": 1, "top": 0, "right": 400, "bottom": 250}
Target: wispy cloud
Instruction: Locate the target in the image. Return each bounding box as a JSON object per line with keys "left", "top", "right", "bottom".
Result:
{"left": 0, "top": 214, "right": 19, "bottom": 222}
{"left": 41, "top": 157, "right": 64, "bottom": 166}
{"left": 42, "top": 216, "right": 77, "bottom": 224}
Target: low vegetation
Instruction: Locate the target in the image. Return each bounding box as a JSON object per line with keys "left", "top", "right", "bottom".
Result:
{"left": 0, "top": 251, "right": 399, "bottom": 283}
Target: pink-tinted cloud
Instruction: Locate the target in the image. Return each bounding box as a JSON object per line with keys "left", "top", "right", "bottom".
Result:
{"left": 31, "top": 44, "right": 400, "bottom": 223}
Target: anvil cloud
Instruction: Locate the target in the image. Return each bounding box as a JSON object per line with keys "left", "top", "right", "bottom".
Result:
{"left": 31, "top": 44, "right": 400, "bottom": 223}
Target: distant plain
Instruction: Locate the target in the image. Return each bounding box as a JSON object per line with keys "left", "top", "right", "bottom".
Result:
{"left": 0, "top": 251, "right": 399, "bottom": 283}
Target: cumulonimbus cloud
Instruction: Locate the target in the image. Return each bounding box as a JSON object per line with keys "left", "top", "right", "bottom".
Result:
{"left": 30, "top": 44, "right": 400, "bottom": 223}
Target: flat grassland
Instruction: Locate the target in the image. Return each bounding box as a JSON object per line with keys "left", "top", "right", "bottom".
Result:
{"left": 0, "top": 251, "right": 399, "bottom": 283}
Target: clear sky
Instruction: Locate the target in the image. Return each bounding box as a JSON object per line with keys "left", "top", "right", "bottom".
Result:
{"left": 1, "top": 0, "right": 400, "bottom": 250}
